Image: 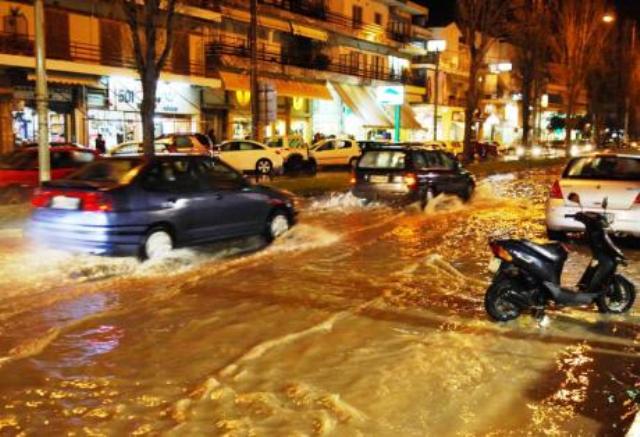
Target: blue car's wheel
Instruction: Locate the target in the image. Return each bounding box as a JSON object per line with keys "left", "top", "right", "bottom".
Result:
{"left": 264, "top": 211, "right": 290, "bottom": 242}
{"left": 141, "top": 228, "right": 173, "bottom": 261}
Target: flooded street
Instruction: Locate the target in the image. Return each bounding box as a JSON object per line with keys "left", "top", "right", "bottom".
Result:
{"left": 0, "top": 169, "right": 638, "bottom": 436}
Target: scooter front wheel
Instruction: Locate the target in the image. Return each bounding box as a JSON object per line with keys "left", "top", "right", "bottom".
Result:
{"left": 485, "top": 279, "right": 523, "bottom": 322}
{"left": 596, "top": 275, "right": 636, "bottom": 314}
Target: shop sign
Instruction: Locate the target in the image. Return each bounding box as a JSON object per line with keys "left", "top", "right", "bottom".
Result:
{"left": 14, "top": 86, "right": 72, "bottom": 103}
{"left": 376, "top": 86, "right": 404, "bottom": 106}
{"left": 108, "top": 77, "right": 200, "bottom": 115}
{"left": 87, "top": 92, "right": 107, "bottom": 108}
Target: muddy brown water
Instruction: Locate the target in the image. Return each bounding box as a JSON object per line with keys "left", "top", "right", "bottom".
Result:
{"left": 0, "top": 169, "right": 638, "bottom": 436}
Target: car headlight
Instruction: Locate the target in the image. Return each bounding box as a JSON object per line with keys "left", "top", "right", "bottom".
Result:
{"left": 532, "top": 146, "right": 542, "bottom": 157}
{"left": 516, "top": 146, "right": 525, "bottom": 157}
{"left": 584, "top": 144, "right": 593, "bottom": 152}
{"left": 570, "top": 145, "right": 579, "bottom": 157}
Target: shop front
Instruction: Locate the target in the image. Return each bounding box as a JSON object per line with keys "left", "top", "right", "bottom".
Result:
{"left": 11, "top": 86, "right": 74, "bottom": 145}
{"left": 220, "top": 71, "right": 331, "bottom": 143}
{"left": 87, "top": 77, "right": 202, "bottom": 150}
{"left": 331, "top": 83, "right": 393, "bottom": 140}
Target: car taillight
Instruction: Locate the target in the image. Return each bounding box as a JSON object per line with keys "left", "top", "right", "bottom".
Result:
{"left": 549, "top": 180, "right": 563, "bottom": 199}
{"left": 635, "top": 193, "right": 640, "bottom": 204}
{"left": 80, "top": 192, "right": 113, "bottom": 212}
{"left": 31, "top": 188, "right": 54, "bottom": 208}
{"left": 350, "top": 172, "right": 356, "bottom": 185}
{"left": 404, "top": 173, "right": 417, "bottom": 188}
{"left": 489, "top": 241, "right": 513, "bottom": 262}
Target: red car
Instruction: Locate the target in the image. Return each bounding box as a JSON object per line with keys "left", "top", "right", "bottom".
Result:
{"left": 0, "top": 146, "right": 97, "bottom": 200}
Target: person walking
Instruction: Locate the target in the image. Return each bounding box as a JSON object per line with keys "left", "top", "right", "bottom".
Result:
{"left": 95, "top": 134, "right": 106, "bottom": 155}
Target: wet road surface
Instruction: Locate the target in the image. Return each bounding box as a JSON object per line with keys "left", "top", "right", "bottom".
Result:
{"left": 0, "top": 169, "right": 638, "bottom": 436}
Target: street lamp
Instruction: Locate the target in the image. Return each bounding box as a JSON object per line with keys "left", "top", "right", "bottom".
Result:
{"left": 602, "top": 13, "right": 615, "bottom": 24}
{"left": 427, "top": 39, "right": 446, "bottom": 141}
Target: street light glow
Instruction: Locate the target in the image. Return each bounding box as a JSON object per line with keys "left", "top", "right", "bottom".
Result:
{"left": 427, "top": 39, "right": 446, "bottom": 53}
{"left": 602, "top": 13, "right": 615, "bottom": 24}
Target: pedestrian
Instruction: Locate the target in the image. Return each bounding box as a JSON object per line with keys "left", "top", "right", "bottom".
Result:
{"left": 207, "top": 128, "right": 217, "bottom": 146}
{"left": 95, "top": 134, "right": 106, "bottom": 155}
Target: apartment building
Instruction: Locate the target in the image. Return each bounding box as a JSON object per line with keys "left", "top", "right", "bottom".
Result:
{"left": 0, "top": 0, "right": 431, "bottom": 152}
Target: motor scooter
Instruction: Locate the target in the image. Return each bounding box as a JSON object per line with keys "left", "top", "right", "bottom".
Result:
{"left": 485, "top": 193, "right": 636, "bottom": 322}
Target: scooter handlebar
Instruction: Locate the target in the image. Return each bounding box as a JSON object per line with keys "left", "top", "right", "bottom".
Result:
{"left": 564, "top": 214, "right": 576, "bottom": 219}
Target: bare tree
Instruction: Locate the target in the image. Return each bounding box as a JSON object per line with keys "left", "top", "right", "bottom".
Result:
{"left": 508, "top": 0, "right": 551, "bottom": 147}
{"left": 120, "top": 0, "right": 178, "bottom": 157}
{"left": 456, "top": 0, "right": 510, "bottom": 160}
{"left": 551, "top": 0, "right": 609, "bottom": 147}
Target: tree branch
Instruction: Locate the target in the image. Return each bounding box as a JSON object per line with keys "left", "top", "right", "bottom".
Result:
{"left": 156, "top": 0, "right": 178, "bottom": 71}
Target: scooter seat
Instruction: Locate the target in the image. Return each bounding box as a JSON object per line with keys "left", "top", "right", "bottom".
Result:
{"left": 524, "top": 241, "right": 566, "bottom": 262}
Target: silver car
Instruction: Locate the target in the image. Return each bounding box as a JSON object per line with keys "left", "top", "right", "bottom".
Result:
{"left": 546, "top": 152, "right": 640, "bottom": 239}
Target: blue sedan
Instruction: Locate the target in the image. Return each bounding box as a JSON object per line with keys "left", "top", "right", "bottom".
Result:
{"left": 29, "top": 155, "right": 297, "bottom": 259}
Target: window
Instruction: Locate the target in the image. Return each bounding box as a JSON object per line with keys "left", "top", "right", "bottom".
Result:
{"left": 374, "top": 13, "right": 383, "bottom": 26}
{"left": 421, "top": 151, "right": 444, "bottom": 168}
{"left": 71, "top": 159, "right": 142, "bottom": 184}
{"left": 198, "top": 160, "right": 245, "bottom": 191}
{"left": 336, "top": 141, "right": 352, "bottom": 150}
{"left": 358, "top": 151, "right": 406, "bottom": 169}
{"left": 316, "top": 141, "right": 335, "bottom": 152}
{"left": 240, "top": 142, "right": 263, "bottom": 151}
{"left": 412, "top": 151, "right": 427, "bottom": 169}
{"left": 141, "top": 160, "right": 200, "bottom": 193}
{"left": 222, "top": 142, "right": 241, "bottom": 152}
{"left": 352, "top": 6, "right": 363, "bottom": 27}
{"left": 439, "top": 152, "right": 457, "bottom": 170}
{"left": 564, "top": 156, "right": 640, "bottom": 181}
{"left": 174, "top": 136, "right": 194, "bottom": 151}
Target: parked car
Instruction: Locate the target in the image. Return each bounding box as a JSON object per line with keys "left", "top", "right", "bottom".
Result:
{"left": 351, "top": 144, "right": 475, "bottom": 209}
{"left": 28, "top": 155, "right": 297, "bottom": 259}
{"left": 155, "top": 133, "right": 213, "bottom": 154}
{"left": 310, "top": 138, "right": 361, "bottom": 168}
{"left": 546, "top": 152, "right": 640, "bottom": 239}
{"left": 0, "top": 146, "right": 97, "bottom": 202}
{"left": 217, "top": 140, "right": 284, "bottom": 175}
{"left": 108, "top": 140, "right": 173, "bottom": 156}
{"left": 264, "top": 135, "right": 313, "bottom": 173}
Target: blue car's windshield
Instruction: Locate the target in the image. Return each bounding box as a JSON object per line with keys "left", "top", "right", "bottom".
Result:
{"left": 69, "top": 159, "right": 143, "bottom": 184}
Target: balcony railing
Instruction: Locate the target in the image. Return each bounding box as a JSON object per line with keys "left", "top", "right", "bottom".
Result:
{"left": 0, "top": 31, "right": 209, "bottom": 78}
{"left": 205, "top": 35, "right": 415, "bottom": 84}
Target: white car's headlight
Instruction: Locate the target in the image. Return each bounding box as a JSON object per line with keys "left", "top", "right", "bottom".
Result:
{"left": 516, "top": 146, "right": 525, "bottom": 157}
{"left": 570, "top": 145, "right": 580, "bottom": 157}
{"left": 532, "top": 146, "right": 542, "bottom": 157}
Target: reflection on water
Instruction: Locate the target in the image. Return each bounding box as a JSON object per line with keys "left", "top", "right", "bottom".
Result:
{"left": 0, "top": 168, "right": 638, "bottom": 435}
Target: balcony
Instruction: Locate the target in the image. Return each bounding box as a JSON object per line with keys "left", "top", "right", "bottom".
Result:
{"left": 258, "top": 0, "right": 327, "bottom": 20}
{"left": 205, "top": 36, "right": 411, "bottom": 84}
{"left": 0, "top": 30, "right": 209, "bottom": 78}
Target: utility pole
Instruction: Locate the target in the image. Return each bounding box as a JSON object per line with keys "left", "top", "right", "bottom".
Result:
{"left": 433, "top": 50, "right": 440, "bottom": 141}
{"left": 34, "top": 0, "right": 50, "bottom": 183}
{"left": 250, "top": 0, "right": 261, "bottom": 141}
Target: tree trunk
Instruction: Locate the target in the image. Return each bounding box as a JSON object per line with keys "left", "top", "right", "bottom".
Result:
{"left": 521, "top": 93, "right": 531, "bottom": 147}
{"left": 463, "top": 62, "right": 479, "bottom": 160}
{"left": 141, "top": 68, "right": 159, "bottom": 158}
{"left": 565, "top": 91, "right": 575, "bottom": 147}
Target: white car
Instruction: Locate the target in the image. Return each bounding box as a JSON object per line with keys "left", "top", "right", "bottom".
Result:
{"left": 217, "top": 140, "right": 284, "bottom": 175}
{"left": 546, "top": 153, "right": 640, "bottom": 239}
{"left": 265, "top": 135, "right": 311, "bottom": 171}
{"left": 310, "top": 138, "right": 361, "bottom": 168}
{"left": 108, "top": 140, "right": 172, "bottom": 156}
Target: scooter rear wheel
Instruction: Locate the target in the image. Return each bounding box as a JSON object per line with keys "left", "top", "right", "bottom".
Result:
{"left": 596, "top": 275, "right": 636, "bottom": 314}
{"left": 485, "top": 279, "right": 522, "bottom": 322}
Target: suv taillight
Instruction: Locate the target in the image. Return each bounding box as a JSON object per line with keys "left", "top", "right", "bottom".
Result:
{"left": 404, "top": 173, "right": 417, "bottom": 188}
{"left": 31, "top": 188, "right": 54, "bottom": 208}
{"left": 549, "top": 180, "right": 563, "bottom": 199}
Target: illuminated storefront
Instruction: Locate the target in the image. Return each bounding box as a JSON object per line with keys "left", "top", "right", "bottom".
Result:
{"left": 87, "top": 77, "right": 202, "bottom": 149}
{"left": 11, "top": 86, "right": 73, "bottom": 144}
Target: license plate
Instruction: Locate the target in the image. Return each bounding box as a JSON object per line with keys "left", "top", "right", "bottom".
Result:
{"left": 370, "top": 175, "right": 388, "bottom": 184}
{"left": 488, "top": 257, "right": 502, "bottom": 273}
{"left": 50, "top": 195, "right": 80, "bottom": 210}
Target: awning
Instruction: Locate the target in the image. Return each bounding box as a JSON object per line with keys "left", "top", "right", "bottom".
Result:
{"left": 332, "top": 83, "right": 392, "bottom": 128}
{"left": 401, "top": 104, "right": 423, "bottom": 130}
{"left": 219, "top": 71, "right": 332, "bottom": 100}
{"left": 27, "top": 73, "right": 104, "bottom": 89}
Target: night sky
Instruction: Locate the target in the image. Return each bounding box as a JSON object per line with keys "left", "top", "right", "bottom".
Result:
{"left": 419, "top": 0, "right": 640, "bottom": 24}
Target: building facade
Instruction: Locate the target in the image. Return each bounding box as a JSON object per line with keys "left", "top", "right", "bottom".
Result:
{"left": 0, "top": 0, "right": 434, "bottom": 153}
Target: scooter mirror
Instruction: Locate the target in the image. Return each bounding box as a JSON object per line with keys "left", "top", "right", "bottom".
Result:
{"left": 568, "top": 192, "right": 581, "bottom": 205}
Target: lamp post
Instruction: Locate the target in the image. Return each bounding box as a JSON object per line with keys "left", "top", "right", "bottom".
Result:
{"left": 624, "top": 21, "right": 636, "bottom": 143}
{"left": 34, "top": 0, "right": 50, "bottom": 183}
{"left": 427, "top": 39, "right": 446, "bottom": 141}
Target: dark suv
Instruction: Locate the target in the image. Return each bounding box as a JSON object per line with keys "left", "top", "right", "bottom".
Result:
{"left": 351, "top": 145, "right": 475, "bottom": 209}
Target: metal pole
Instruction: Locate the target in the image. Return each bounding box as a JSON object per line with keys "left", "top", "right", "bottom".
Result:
{"left": 250, "top": 0, "right": 261, "bottom": 142}
{"left": 35, "top": 0, "right": 50, "bottom": 183}
{"left": 433, "top": 51, "right": 440, "bottom": 141}
{"left": 394, "top": 105, "right": 401, "bottom": 142}
{"left": 624, "top": 21, "right": 636, "bottom": 143}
